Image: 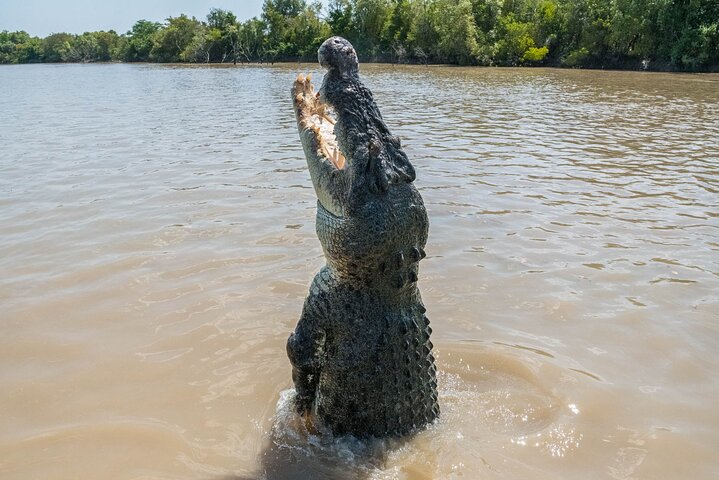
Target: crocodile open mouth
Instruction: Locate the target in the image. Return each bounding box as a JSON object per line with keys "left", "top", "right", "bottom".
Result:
{"left": 293, "top": 74, "right": 347, "bottom": 170}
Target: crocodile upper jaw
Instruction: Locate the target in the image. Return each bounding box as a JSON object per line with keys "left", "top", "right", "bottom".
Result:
{"left": 292, "top": 75, "right": 347, "bottom": 217}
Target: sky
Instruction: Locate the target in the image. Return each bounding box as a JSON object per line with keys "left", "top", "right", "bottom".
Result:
{"left": 0, "top": 0, "right": 271, "bottom": 37}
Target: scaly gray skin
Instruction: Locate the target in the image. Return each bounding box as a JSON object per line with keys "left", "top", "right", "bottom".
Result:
{"left": 287, "top": 37, "right": 439, "bottom": 438}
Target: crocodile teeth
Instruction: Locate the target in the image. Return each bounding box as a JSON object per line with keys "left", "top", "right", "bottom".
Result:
{"left": 331, "top": 148, "right": 346, "bottom": 169}
{"left": 321, "top": 144, "right": 333, "bottom": 162}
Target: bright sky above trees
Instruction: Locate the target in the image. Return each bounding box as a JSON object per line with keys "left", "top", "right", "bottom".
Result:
{"left": 0, "top": 0, "right": 268, "bottom": 37}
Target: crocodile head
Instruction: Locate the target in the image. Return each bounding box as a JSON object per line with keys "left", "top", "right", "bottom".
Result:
{"left": 292, "top": 36, "right": 417, "bottom": 217}
{"left": 291, "top": 37, "right": 427, "bottom": 287}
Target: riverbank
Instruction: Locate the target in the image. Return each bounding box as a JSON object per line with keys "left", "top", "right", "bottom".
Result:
{"left": 5, "top": 58, "right": 719, "bottom": 74}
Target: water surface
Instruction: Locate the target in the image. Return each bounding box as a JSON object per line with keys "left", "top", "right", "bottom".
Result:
{"left": 1, "top": 63, "right": 718, "bottom": 479}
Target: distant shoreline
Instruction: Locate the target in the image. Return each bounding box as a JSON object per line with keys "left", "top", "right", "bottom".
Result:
{"left": 4, "top": 60, "right": 718, "bottom": 74}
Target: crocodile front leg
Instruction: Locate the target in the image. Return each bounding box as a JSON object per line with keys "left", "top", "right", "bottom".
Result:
{"left": 286, "top": 278, "right": 328, "bottom": 414}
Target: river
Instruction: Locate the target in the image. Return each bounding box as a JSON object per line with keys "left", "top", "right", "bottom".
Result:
{"left": 1, "top": 63, "right": 718, "bottom": 479}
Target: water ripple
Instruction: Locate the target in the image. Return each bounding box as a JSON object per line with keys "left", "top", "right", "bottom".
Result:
{"left": 0, "top": 64, "right": 718, "bottom": 480}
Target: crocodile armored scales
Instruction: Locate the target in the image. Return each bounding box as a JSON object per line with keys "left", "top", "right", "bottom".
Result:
{"left": 287, "top": 36, "right": 439, "bottom": 438}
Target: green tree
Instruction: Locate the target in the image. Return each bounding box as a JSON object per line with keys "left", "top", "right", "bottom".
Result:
{"left": 206, "top": 8, "right": 240, "bottom": 62}
{"left": 609, "top": 0, "right": 661, "bottom": 60}
{"left": 433, "top": 0, "right": 480, "bottom": 64}
{"left": 59, "top": 31, "right": 122, "bottom": 62}
{"left": 327, "top": 0, "right": 356, "bottom": 40}
{"left": 657, "top": 0, "right": 719, "bottom": 70}
{"left": 286, "top": 3, "right": 331, "bottom": 58}
{"left": 262, "top": 0, "right": 330, "bottom": 60}
{"left": 236, "top": 18, "right": 268, "bottom": 62}
{"left": 386, "top": 0, "right": 412, "bottom": 44}
{"left": 560, "top": 0, "right": 611, "bottom": 67}
{"left": 61, "top": 32, "right": 97, "bottom": 62}
{"left": 111, "top": 35, "right": 129, "bottom": 61}
{"left": 92, "top": 30, "right": 121, "bottom": 61}
{"left": 263, "top": 0, "right": 307, "bottom": 58}
{"left": 470, "top": 0, "right": 502, "bottom": 32}
{"left": 532, "top": 0, "right": 566, "bottom": 62}
{"left": 152, "top": 15, "right": 203, "bottom": 62}
{"left": 0, "top": 33, "right": 17, "bottom": 63}
{"left": 125, "top": 20, "right": 161, "bottom": 61}
{"left": 0, "top": 30, "right": 42, "bottom": 63}
{"left": 494, "top": 14, "right": 533, "bottom": 64}
{"left": 41, "top": 32, "right": 74, "bottom": 62}
{"left": 182, "top": 24, "right": 213, "bottom": 63}
{"left": 383, "top": 0, "right": 413, "bottom": 61}
{"left": 353, "top": 0, "right": 392, "bottom": 56}
{"left": 407, "top": 0, "right": 440, "bottom": 63}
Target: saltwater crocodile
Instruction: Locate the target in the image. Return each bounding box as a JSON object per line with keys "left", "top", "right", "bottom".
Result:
{"left": 287, "top": 36, "right": 439, "bottom": 438}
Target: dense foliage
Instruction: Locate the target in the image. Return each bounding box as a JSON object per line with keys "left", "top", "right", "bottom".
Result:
{"left": 1, "top": 0, "right": 717, "bottom": 70}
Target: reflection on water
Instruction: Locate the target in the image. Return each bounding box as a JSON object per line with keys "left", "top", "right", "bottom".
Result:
{"left": 0, "top": 63, "right": 718, "bottom": 479}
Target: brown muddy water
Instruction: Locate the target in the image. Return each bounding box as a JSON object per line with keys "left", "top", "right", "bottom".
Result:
{"left": 1, "top": 63, "right": 718, "bottom": 480}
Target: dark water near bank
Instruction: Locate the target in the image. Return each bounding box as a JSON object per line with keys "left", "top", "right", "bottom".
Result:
{"left": 1, "top": 63, "right": 718, "bottom": 479}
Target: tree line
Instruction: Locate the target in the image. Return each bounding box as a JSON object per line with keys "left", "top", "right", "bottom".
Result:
{"left": 1, "top": 0, "right": 717, "bottom": 71}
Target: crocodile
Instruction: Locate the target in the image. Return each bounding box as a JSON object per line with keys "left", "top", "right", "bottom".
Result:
{"left": 287, "top": 36, "right": 439, "bottom": 438}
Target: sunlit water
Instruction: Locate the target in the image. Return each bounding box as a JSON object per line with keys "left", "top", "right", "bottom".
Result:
{"left": 1, "top": 63, "right": 718, "bottom": 479}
